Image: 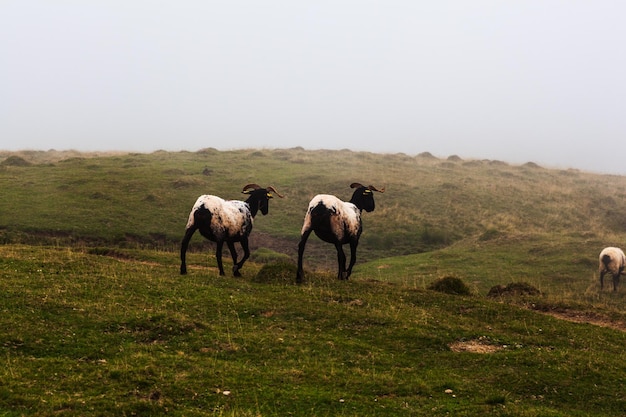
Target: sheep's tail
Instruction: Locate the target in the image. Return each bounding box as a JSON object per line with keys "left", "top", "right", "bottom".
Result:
{"left": 308, "top": 201, "right": 333, "bottom": 229}
{"left": 310, "top": 201, "right": 330, "bottom": 219}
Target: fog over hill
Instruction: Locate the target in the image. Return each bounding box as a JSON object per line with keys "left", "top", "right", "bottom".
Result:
{"left": 2, "top": 2, "right": 626, "bottom": 175}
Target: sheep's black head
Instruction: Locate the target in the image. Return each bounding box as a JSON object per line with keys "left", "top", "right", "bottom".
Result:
{"left": 349, "top": 183, "right": 385, "bottom": 213}
{"left": 242, "top": 184, "right": 284, "bottom": 216}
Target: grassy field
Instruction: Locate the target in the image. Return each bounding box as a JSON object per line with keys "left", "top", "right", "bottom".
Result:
{"left": 3, "top": 148, "right": 626, "bottom": 257}
{"left": 2, "top": 148, "right": 626, "bottom": 416}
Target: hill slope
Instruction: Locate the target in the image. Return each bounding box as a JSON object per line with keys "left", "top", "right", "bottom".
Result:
{"left": 2, "top": 148, "right": 625, "bottom": 260}
{"left": 3, "top": 149, "right": 626, "bottom": 415}
{"left": 2, "top": 244, "right": 626, "bottom": 416}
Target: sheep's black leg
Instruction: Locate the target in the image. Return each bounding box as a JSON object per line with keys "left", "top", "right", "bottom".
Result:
{"left": 335, "top": 243, "right": 347, "bottom": 280}
{"left": 226, "top": 240, "right": 239, "bottom": 276}
{"left": 600, "top": 270, "right": 605, "bottom": 290}
{"left": 230, "top": 239, "right": 249, "bottom": 277}
{"left": 345, "top": 240, "right": 358, "bottom": 280}
{"left": 180, "top": 226, "right": 197, "bottom": 275}
{"left": 613, "top": 273, "right": 620, "bottom": 292}
{"left": 215, "top": 241, "right": 226, "bottom": 276}
{"left": 296, "top": 230, "right": 313, "bottom": 284}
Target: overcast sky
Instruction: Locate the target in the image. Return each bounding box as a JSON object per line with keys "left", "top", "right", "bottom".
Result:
{"left": 2, "top": 1, "right": 625, "bottom": 174}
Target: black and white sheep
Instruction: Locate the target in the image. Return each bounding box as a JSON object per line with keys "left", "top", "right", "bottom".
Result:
{"left": 296, "top": 183, "right": 384, "bottom": 283}
{"left": 599, "top": 246, "right": 626, "bottom": 291}
{"left": 180, "top": 184, "right": 283, "bottom": 276}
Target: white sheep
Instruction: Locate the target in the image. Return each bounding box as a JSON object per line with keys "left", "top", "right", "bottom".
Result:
{"left": 180, "top": 184, "right": 283, "bottom": 276}
{"left": 296, "top": 183, "right": 384, "bottom": 283}
{"left": 599, "top": 246, "right": 626, "bottom": 291}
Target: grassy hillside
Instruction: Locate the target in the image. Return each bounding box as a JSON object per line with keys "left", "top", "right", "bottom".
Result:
{"left": 2, "top": 244, "right": 626, "bottom": 416}
{"left": 2, "top": 148, "right": 626, "bottom": 258}
{"left": 2, "top": 147, "right": 626, "bottom": 292}
{"left": 2, "top": 148, "right": 626, "bottom": 415}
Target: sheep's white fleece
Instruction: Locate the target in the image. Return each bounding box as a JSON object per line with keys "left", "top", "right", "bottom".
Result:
{"left": 186, "top": 195, "right": 252, "bottom": 239}
{"left": 301, "top": 194, "right": 361, "bottom": 242}
{"left": 599, "top": 246, "right": 626, "bottom": 275}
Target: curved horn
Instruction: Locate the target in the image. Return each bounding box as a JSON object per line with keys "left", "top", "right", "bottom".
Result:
{"left": 242, "top": 183, "right": 262, "bottom": 194}
{"left": 350, "top": 182, "right": 364, "bottom": 189}
{"left": 368, "top": 185, "right": 385, "bottom": 193}
{"left": 266, "top": 186, "right": 284, "bottom": 198}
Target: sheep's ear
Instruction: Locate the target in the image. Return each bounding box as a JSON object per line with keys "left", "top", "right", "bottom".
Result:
{"left": 350, "top": 182, "right": 364, "bottom": 189}
{"left": 368, "top": 185, "right": 385, "bottom": 193}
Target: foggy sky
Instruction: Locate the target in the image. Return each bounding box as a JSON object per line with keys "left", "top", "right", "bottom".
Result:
{"left": 2, "top": 1, "right": 626, "bottom": 174}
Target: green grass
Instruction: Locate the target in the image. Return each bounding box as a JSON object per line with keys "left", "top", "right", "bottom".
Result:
{"left": 2, "top": 148, "right": 626, "bottom": 415}
{"left": 358, "top": 233, "right": 602, "bottom": 293}
{"left": 3, "top": 148, "right": 626, "bottom": 258}
{"left": 3, "top": 245, "right": 626, "bottom": 416}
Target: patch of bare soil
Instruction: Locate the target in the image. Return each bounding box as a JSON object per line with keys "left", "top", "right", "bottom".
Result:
{"left": 449, "top": 338, "right": 505, "bottom": 353}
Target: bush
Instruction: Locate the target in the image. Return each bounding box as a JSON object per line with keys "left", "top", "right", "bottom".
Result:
{"left": 487, "top": 282, "right": 541, "bottom": 298}
{"left": 478, "top": 228, "right": 503, "bottom": 242}
{"left": 1, "top": 156, "right": 31, "bottom": 167}
{"left": 421, "top": 227, "right": 452, "bottom": 246}
{"left": 428, "top": 276, "right": 472, "bottom": 295}
{"left": 252, "top": 262, "right": 298, "bottom": 285}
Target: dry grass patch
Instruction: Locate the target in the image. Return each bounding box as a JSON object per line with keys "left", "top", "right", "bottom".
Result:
{"left": 449, "top": 339, "right": 505, "bottom": 353}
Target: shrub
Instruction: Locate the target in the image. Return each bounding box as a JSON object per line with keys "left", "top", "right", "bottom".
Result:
{"left": 428, "top": 276, "right": 471, "bottom": 295}
{"left": 487, "top": 282, "right": 541, "bottom": 298}
{"left": 253, "top": 262, "right": 298, "bottom": 284}
{"left": 421, "top": 227, "right": 452, "bottom": 246}
{"left": 478, "top": 228, "right": 503, "bottom": 242}
{"left": 1, "top": 156, "right": 31, "bottom": 167}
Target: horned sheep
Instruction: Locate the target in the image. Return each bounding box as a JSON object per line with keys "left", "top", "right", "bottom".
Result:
{"left": 296, "top": 183, "right": 384, "bottom": 283}
{"left": 599, "top": 246, "right": 626, "bottom": 291}
{"left": 180, "top": 184, "right": 283, "bottom": 276}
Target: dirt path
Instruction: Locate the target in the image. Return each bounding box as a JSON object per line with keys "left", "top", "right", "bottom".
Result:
{"left": 450, "top": 305, "right": 626, "bottom": 354}
{"left": 535, "top": 307, "right": 626, "bottom": 332}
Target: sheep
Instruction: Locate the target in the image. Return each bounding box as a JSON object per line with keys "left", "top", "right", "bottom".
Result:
{"left": 599, "top": 246, "right": 626, "bottom": 291}
{"left": 180, "top": 184, "right": 283, "bottom": 277}
{"left": 296, "top": 183, "right": 385, "bottom": 283}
